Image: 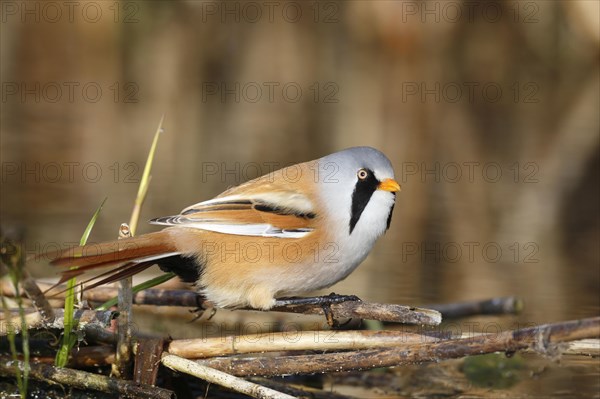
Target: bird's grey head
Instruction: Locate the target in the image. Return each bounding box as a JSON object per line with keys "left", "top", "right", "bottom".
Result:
{"left": 316, "top": 147, "right": 399, "bottom": 239}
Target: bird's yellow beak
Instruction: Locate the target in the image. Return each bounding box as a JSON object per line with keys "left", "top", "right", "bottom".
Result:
{"left": 378, "top": 178, "right": 401, "bottom": 193}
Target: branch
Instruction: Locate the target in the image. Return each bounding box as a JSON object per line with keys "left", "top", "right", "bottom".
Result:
{"left": 134, "top": 338, "right": 165, "bottom": 386}
{"left": 114, "top": 223, "right": 134, "bottom": 379}
{"left": 563, "top": 339, "right": 600, "bottom": 356}
{"left": 268, "top": 301, "right": 441, "bottom": 325}
{"left": 0, "top": 356, "right": 174, "bottom": 399}
{"left": 22, "top": 282, "right": 442, "bottom": 325}
{"left": 21, "top": 331, "right": 600, "bottom": 368}
{"left": 0, "top": 308, "right": 118, "bottom": 336}
{"left": 168, "top": 330, "right": 444, "bottom": 359}
{"left": 193, "top": 317, "right": 600, "bottom": 377}
{"left": 20, "top": 271, "right": 55, "bottom": 323}
{"left": 248, "top": 377, "right": 356, "bottom": 399}
{"left": 23, "top": 338, "right": 600, "bottom": 369}
{"left": 161, "top": 353, "right": 296, "bottom": 399}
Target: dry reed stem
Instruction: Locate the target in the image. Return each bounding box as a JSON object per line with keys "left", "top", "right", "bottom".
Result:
{"left": 113, "top": 223, "right": 134, "bottom": 379}
{"left": 0, "top": 308, "right": 117, "bottom": 336}
{"left": 194, "top": 317, "right": 600, "bottom": 376}
{"left": 0, "top": 356, "right": 174, "bottom": 399}
{"left": 4, "top": 280, "right": 441, "bottom": 325}
{"left": 168, "top": 330, "right": 443, "bottom": 358}
{"left": 161, "top": 353, "right": 296, "bottom": 399}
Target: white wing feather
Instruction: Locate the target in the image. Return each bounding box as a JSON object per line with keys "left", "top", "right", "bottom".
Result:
{"left": 150, "top": 194, "right": 314, "bottom": 238}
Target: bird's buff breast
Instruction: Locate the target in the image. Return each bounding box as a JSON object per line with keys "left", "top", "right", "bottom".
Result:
{"left": 176, "top": 229, "right": 367, "bottom": 309}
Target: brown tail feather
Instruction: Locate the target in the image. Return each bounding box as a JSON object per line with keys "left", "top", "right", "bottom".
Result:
{"left": 47, "top": 230, "right": 178, "bottom": 297}
{"left": 57, "top": 260, "right": 136, "bottom": 286}
{"left": 49, "top": 262, "right": 134, "bottom": 296}
{"left": 83, "top": 261, "right": 156, "bottom": 291}
{"left": 51, "top": 231, "right": 176, "bottom": 270}
{"left": 48, "top": 261, "right": 156, "bottom": 298}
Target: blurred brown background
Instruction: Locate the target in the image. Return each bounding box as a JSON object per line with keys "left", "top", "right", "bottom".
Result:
{"left": 1, "top": 1, "right": 598, "bottom": 327}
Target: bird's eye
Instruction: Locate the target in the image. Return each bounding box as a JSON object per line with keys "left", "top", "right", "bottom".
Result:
{"left": 357, "top": 169, "right": 368, "bottom": 180}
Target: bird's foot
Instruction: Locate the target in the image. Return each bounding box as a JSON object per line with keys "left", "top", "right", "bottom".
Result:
{"left": 274, "top": 292, "right": 361, "bottom": 328}
{"left": 189, "top": 297, "right": 217, "bottom": 322}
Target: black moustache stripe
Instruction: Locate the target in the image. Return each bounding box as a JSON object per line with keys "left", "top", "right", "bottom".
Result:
{"left": 386, "top": 197, "right": 395, "bottom": 231}
{"left": 349, "top": 170, "right": 379, "bottom": 234}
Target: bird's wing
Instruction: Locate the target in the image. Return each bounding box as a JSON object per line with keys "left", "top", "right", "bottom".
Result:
{"left": 149, "top": 191, "right": 316, "bottom": 238}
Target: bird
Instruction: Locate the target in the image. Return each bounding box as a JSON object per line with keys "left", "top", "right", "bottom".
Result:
{"left": 51, "top": 146, "right": 400, "bottom": 310}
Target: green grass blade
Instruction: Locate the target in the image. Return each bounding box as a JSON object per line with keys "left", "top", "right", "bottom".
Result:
{"left": 129, "top": 115, "right": 163, "bottom": 236}
{"left": 0, "top": 294, "right": 24, "bottom": 397}
{"left": 80, "top": 197, "right": 108, "bottom": 246}
{"left": 1, "top": 238, "right": 29, "bottom": 398}
{"left": 96, "top": 118, "right": 167, "bottom": 311}
{"left": 55, "top": 197, "right": 107, "bottom": 367}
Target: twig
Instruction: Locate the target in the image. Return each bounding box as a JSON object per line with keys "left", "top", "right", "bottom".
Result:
{"left": 20, "top": 337, "right": 600, "bottom": 369}
{"left": 114, "top": 224, "right": 134, "bottom": 379}
{"left": 82, "top": 323, "right": 118, "bottom": 345}
{"left": 113, "top": 118, "right": 162, "bottom": 378}
{"left": 161, "top": 353, "right": 297, "bottom": 399}
{"left": 0, "top": 234, "right": 31, "bottom": 396}
{"left": 22, "top": 282, "right": 442, "bottom": 325}
{"left": 194, "top": 317, "right": 600, "bottom": 377}
{"left": 168, "top": 330, "right": 443, "bottom": 359}
{"left": 134, "top": 338, "right": 165, "bottom": 386}
{"left": 8, "top": 346, "right": 116, "bottom": 369}
{"left": 269, "top": 301, "right": 441, "bottom": 325}
{"left": 0, "top": 308, "right": 118, "bottom": 336}
{"left": 2, "top": 280, "right": 200, "bottom": 308}
{"left": 0, "top": 356, "right": 175, "bottom": 399}
{"left": 247, "top": 377, "right": 357, "bottom": 399}
{"left": 562, "top": 338, "right": 600, "bottom": 356}
{"left": 426, "top": 296, "right": 523, "bottom": 319}
{"left": 20, "top": 270, "right": 55, "bottom": 323}
{"left": 14, "top": 281, "right": 516, "bottom": 326}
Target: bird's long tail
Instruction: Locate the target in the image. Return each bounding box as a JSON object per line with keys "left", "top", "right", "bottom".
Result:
{"left": 50, "top": 230, "right": 179, "bottom": 289}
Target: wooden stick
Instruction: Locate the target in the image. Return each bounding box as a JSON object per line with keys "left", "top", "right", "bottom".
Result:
{"left": 19, "top": 337, "right": 600, "bottom": 370}
{"left": 248, "top": 377, "right": 356, "bottom": 399}
{"left": 161, "top": 353, "right": 296, "bottom": 399}
{"left": 426, "top": 296, "right": 523, "bottom": 319}
{"left": 562, "top": 338, "right": 600, "bottom": 356}
{"left": 16, "top": 281, "right": 441, "bottom": 325}
{"left": 193, "top": 317, "right": 600, "bottom": 377}
{"left": 9, "top": 346, "right": 116, "bottom": 368}
{"left": 168, "top": 330, "right": 443, "bottom": 359}
{"left": 0, "top": 308, "right": 117, "bottom": 336}
{"left": 20, "top": 270, "right": 55, "bottom": 323}
{"left": 269, "top": 301, "right": 441, "bottom": 325}
{"left": 1, "top": 280, "right": 201, "bottom": 308}
{"left": 113, "top": 118, "right": 162, "bottom": 379}
{"left": 11, "top": 280, "right": 533, "bottom": 326}
{"left": 83, "top": 323, "right": 118, "bottom": 344}
{"left": 0, "top": 356, "right": 174, "bottom": 399}
{"left": 113, "top": 223, "right": 133, "bottom": 379}
{"left": 134, "top": 338, "right": 165, "bottom": 386}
